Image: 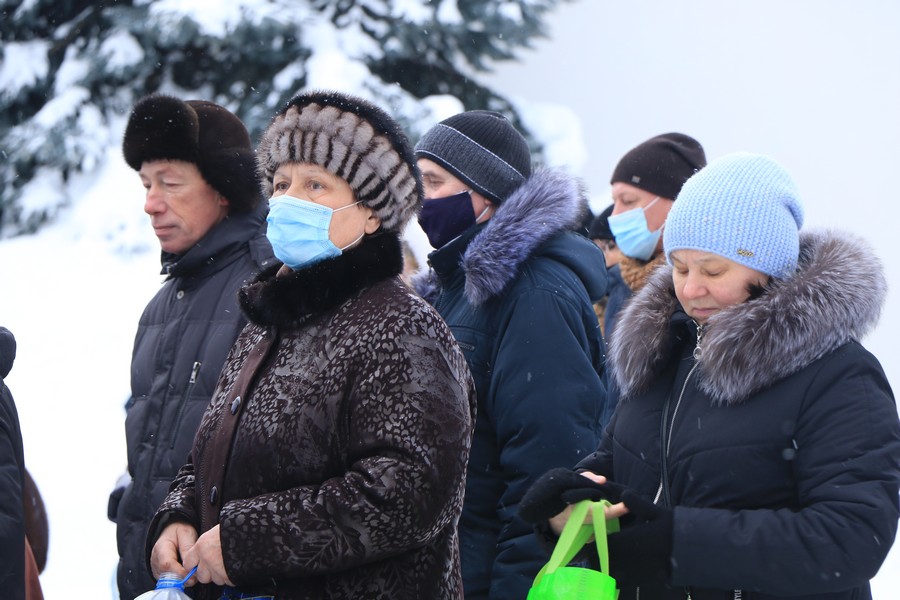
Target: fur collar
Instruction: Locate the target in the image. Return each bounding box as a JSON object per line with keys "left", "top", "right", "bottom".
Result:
{"left": 414, "top": 169, "right": 589, "bottom": 306}
{"left": 618, "top": 253, "right": 667, "bottom": 293}
{"left": 239, "top": 231, "right": 403, "bottom": 328}
{"left": 610, "top": 230, "right": 887, "bottom": 405}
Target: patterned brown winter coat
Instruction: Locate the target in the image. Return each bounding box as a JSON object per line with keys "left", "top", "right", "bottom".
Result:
{"left": 148, "top": 232, "right": 476, "bottom": 599}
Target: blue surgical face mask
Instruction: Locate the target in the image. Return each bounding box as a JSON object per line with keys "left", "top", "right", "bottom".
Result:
{"left": 607, "top": 196, "right": 662, "bottom": 261}
{"left": 266, "top": 195, "right": 363, "bottom": 270}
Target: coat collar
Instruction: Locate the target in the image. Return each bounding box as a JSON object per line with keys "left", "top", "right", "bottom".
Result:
{"left": 417, "top": 168, "right": 590, "bottom": 306}
{"left": 610, "top": 230, "right": 888, "bottom": 405}
{"left": 239, "top": 231, "right": 403, "bottom": 328}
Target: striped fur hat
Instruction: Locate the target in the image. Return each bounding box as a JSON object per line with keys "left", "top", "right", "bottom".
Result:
{"left": 257, "top": 90, "right": 422, "bottom": 232}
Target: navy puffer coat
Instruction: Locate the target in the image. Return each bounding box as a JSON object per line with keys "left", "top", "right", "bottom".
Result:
{"left": 416, "top": 169, "right": 610, "bottom": 599}
{"left": 578, "top": 230, "right": 900, "bottom": 600}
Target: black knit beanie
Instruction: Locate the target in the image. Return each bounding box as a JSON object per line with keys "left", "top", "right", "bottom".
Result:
{"left": 589, "top": 204, "right": 615, "bottom": 241}
{"left": 610, "top": 132, "right": 706, "bottom": 200}
{"left": 122, "top": 95, "right": 260, "bottom": 212}
{"left": 256, "top": 90, "right": 422, "bottom": 233}
{"left": 415, "top": 110, "right": 532, "bottom": 204}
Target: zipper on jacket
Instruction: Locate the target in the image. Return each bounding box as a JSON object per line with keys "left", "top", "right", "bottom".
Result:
{"left": 655, "top": 322, "right": 704, "bottom": 505}
{"left": 646, "top": 323, "right": 703, "bottom": 600}
{"left": 170, "top": 361, "right": 201, "bottom": 449}
{"left": 435, "top": 275, "right": 448, "bottom": 313}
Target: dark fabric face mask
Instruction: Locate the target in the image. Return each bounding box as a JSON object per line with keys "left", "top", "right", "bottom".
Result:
{"left": 417, "top": 190, "right": 476, "bottom": 249}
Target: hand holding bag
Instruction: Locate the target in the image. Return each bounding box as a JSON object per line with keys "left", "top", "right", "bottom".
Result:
{"left": 526, "top": 499, "right": 619, "bottom": 600}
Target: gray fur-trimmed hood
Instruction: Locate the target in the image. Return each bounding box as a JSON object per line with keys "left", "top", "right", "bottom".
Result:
{"left": 415, "top": 168, "right": 590, "bottom": 306}
{"left": 610, "top": 229, "right": 888, "bottom": 405}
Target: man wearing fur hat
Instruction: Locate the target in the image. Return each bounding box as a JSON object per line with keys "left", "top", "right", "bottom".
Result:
{"left": 413, "top": 111, "right": 609, "bottom": 598}
{"left": 604, "top": 132, "right": 706, "bottom": 336}
{"left": 109, "top": 95, "right": 274, "bottom": 600}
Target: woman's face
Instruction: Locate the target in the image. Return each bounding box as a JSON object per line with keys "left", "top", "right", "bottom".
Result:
{"left": 271, "top": 162, "right": 381, "bottom": 248}
{"left": 671, "top": 249, "right": 769, "bottom": 324}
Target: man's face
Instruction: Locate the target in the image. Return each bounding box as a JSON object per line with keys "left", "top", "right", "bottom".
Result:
{"left": 417, "top": 158, "right": 493, "bottom": 218}
{"left": 610, "top": 182, "right": 673, "bottom": 233}
{"left": 139, "top": 160, "right": 229, "bottom": 255}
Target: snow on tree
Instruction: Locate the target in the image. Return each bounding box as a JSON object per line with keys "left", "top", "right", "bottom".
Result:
{"left": 0, "top": 0, "right": 569, "bottom": 236}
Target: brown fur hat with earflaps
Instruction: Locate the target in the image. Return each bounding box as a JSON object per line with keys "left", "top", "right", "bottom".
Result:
{"left": 122, "top": 94, "right": 261, "bottom": 212}
{"left": 256, "top": 90, "right": 423, "bottom": 232}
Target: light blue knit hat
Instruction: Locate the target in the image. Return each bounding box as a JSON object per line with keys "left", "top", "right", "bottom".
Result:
{"left": 664, "top": 152, "right": 804, "bottom": 278}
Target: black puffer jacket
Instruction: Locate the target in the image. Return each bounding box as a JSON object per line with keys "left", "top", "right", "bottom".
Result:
{"left": 0, "top": 327, "right": 25, "bottom": 600}
{"left": 113, "top": 206, "right": 274, "bottom": 600}
{"left": 578, "top": 230, "right": 900, "bottom": 600}
{"left": 149, "top": 232, "right": 476, "bottom": 599}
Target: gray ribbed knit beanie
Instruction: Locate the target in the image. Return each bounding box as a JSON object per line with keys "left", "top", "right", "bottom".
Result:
{"left": 414, "top": 110, "right": 532, "bottom": 204}
{"left": 257, "top": 90, "right": 422, "bottom": 233}
{"left": 664, "top": 152, "right": 805, "bottom": 278}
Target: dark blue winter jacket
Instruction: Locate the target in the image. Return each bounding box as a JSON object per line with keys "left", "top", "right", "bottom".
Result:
{"left": 416, "top": 169, "right": 609, "bottom": 599}
{"left": 111, "top": 205, "right": 274, "bottom": 600}
{"left": 578, "top": 230, "right": 900, "bottom": 600}
{"left": 602, "top": 263, "right": 629, "bottom": 338}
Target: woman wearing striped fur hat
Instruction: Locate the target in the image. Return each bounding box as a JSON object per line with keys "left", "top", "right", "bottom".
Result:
{"left": 145, "top": 90, "right": 476, "bottom": 600}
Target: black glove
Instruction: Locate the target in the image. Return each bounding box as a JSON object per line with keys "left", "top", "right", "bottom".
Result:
{"left": 561, "top": 478, "right": 627, "bottom": 506}
{"left": 606, "top": 490, "right": 673, "bottom": 586}
{"left": 519, "top": 468, "right": 623, "bottom": 524}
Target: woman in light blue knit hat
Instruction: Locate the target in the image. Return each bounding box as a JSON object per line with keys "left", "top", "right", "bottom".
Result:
{"left": 520, "top": 152, "right": 900, "bottom": 599}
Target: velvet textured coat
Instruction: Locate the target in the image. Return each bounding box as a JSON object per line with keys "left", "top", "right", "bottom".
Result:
{"left": 415, "top": 169, "right": 610, "bottom": 599}
{"left": 578, "top": 230, "right": 900, "bottom": 600}
{"left": 113, "top": 206, "right": 274, "bottom": 600}
{"left": 150, "top": 232, "right": 476, "bottom": 599}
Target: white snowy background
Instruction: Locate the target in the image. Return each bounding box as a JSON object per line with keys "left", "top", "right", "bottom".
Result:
{"left": 1, "top": 1, "right": 899, "bottom": 597}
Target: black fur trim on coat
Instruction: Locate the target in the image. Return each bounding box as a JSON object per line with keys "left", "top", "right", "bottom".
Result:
{"left": 609, "top": 229, "right": 888, "bottom": 405}
{"left": 240, "top": 231, "right": 404, "bottom": 328}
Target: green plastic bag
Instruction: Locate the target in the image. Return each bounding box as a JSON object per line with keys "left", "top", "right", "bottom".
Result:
{"left": 526, "top": 499, "right": 619, "bottom": 600}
